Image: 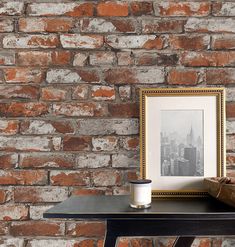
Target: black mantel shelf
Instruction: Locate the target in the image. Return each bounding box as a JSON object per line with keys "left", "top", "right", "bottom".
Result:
{"left": 43, "top": 195, "right": 235, "bottom": 247}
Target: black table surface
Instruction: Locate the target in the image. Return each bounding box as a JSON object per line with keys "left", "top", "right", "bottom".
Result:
{"left": 43, "top": 195, "right": 235, "bottom": 219}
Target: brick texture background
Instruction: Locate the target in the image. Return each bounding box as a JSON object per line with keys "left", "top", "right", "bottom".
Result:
{"left": 0, "top": 1, "right": 235, "bottom": 246}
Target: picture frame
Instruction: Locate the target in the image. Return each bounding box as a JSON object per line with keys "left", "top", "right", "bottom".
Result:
{"left": 140, "top": 87, "right": 225, "bottom": 198}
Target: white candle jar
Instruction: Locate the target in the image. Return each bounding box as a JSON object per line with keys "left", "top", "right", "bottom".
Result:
{"left": 129, "top": 179, "right": 152, "bottom": 209}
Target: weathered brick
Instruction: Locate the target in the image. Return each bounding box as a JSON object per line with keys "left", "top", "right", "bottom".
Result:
{"left": 106, "top": 35, "right": 165, "bottom": 49}
{"left": 18, "top": 51, "right": 70, "bottom": 66}
{"left": 155, "top": 2, "right": 210, "bottom": 16}
{"left": 73, "top": 53, "right": 88, "bottom": 66}
{"left": 156, "top": 238, "right": 176, "bottom": 247}
{"left": 0, "top": 205, "right": 28, "bottom": 221}
{"left": 0, "top": 170, "right": 47, "bottom": 185}
{"left": 28, "top": 3, "right": 94, "bottom": 17}
{"left": 142, "top": 19, "right": 184, "bottom": 33}
{"left": 14, "top": 186, "right": 68, "bottom": 203}
{"left": 109, "top": 103, "right": 139, "bottom": 117}
{"left": 66, "top": 221, "right": 105, "bottom": 237}
{"left": 63, "top": 136, "right": 91, "bottom": 151}
{"left": 119, "top": 86, "right": 131, "bottom": 101}
{"left": 191, "top": 238, "right": 211, "bottom": 247}
{"left": 10, "top": 221, "right": 65, "bottom": 237}
{"left": 0, "top": 51, "right": 15, "bottom": 65}
{"left": 130, "top": 238, "right": 153, "bottom": 247}
{"left": 41, "top": 87, "right": 69, "bottom": 101}
{"left": 0, "top": 18, "right": 14, "bottom": 32}
{"left": 19, "top": 17, "right": 74, "bottom": 32}
{"left": 50, "top": 170, "right": 90, "bottom": 186}
{"left": 104, "top": 68, "right": 165, "bottom": 84}
{"left": 46, "top": 69, "right": 81, "bottom": 84}
{"left": 91, "top": 85, "right": 115, "bottom": 100}
{"left": 97, "top": 2, "right": 128, "bottom": 17}
{"left": 112, "top": 153, "right": 138, "bottom": 168}
{"left": 52, "top": 137, "right": 62, "bottom": 152}
{"left": 0, "top": 238, "right": 24, "bottom": 247}
{"left": 30, "top": 205, "right": 53, "bottom": 220}
{"left": 27, "top": 239, "right": 88, "bottom": 247}
{"left": 4, "top": 68, "right": 43, "bottom": 83}
{"left": 76, "top": 154, "right": 110, "bottom": 168}
{"left": 0, "top": 222, "right": 9, "bottom": 235}
{"left": 227, "top": 103, "right": 235, "bottom": 118}
{"left": 19, "top": 153, "right": 75, "bottom": 169}
{"left": 3, "top": 34, "right": 59, "bottom": 49}
{"left": 0, "top": 153, "right": 18, "bottom": 169}
{"left": 220, "top": 239, "right": 235, "bottom": 247}
{"left": 92, "top": 136, "right": 118, "bottom": 152}
{"left": 169, "top": 35, "right": 210, "bottom": 50}
{"left": 0, "top": 189, "right": 9, "bottom": 204}
{"left": 117, "top": 52, "right": 134, "bottom": 66}
{"left": 60, "top": 34, "right": 103, "bottom": 49}
{"left": 168, "top": 68, "right": 202, "bottom": 85}
{"left": 117, "top": 238, "right": 129, "bottom": 247}
{"left": 92, "top": 170, "right": 121, "bottom": 186}
{"left": 0, "top": 102, "right": 48, "bottom": 117}
{"left": 226, "top": 88, "right": 235, "bottom": 101}
{"left": 206, "top": 69, "right": 235, "bottom": 85}
{"left": 72, "top": 85, "right": 89, "bottom": 100}
{"left": 185, "top": 18, "right": 235, "bottom": 33}
{"left": 77, "top": 68, "right": 100, "bottom": 83}
{"left": 0, "top": 120, "right": 18, "bottom": 135}
{"left": 80, "top": 18, "right": 137, "bottom": 33}
{"left": 90, "top": 52, "right": 116, "bottom": 66}
{"left": 52, "top": 102, "right": 106, "bottom": 117}
{"left": 20, "top": 120, "right": 74, "bottom": 135}
{"left": 122, "top": 137, "right": 139, "bottom": 151}
{"left": 0, "top": 2, "right": 24, "bottom": 16}
{"left": 130, "top": 2, "right": 153, "bottom": 16}
{"left": 211, "top": 35, "right": 235, "bottom": 50}
{"left": 0, "top": 136, "right": 51, "bottom": 152}
{"left": 213, "top": 2, "right": 235, "bottom": 17}
{"left": 0, "top": 85, "right": 39, "bottom": 100}
{"left": 181, "top": 51, "right": 235, "bottom": 67}
{"left": 71, "top": 187, "right": 106, "bottom": 196}
{"left": 77, "top": 119, "right": 139, "bottom": 135}
{"left": 226, "top": 121, "right": 235, "bottom": 134}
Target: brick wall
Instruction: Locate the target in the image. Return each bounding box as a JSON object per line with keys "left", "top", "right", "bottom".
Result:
{"left": 0, "top": 1, "right": 235, "bottom": 246}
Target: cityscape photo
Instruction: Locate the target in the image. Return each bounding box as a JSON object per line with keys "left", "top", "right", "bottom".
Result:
{"left": 161, "top": 110, "right": 204, "bottom": 177}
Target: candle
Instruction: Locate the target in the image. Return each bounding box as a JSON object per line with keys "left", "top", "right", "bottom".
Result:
{"left": 129, "top": 179, "right": 152, "bottom": 209}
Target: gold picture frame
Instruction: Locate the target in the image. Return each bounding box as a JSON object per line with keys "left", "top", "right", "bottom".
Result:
{"left": 140, "top": 87, "right": 225, "bottom": 197}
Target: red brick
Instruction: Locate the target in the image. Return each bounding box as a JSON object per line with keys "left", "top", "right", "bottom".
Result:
{"left": 50, "top": 171, "right": 90, "bottom": 186}
{"left": 89, "top": 52, "right": 115, "bottom": 66}
{"left": 142, "top": 19, "right": 184, "bottom": 33}
{"left": 66, "top": 222, "right": 105, "bottom": 237}
{"left": 60, "top": 34, "right": 103, "bottom": 49}
{"left": 136, "top": 53, "right": 178, "bottom": 66}
{"left": 0, "top": 154, "right": 18, "bottom": 169}
{"left": 19, "top": 153, "right": 75, "bottom": 169}
{"left": 14, "top": 186, "right": 68, "bottom": 203}
{"left": 19, "top": 17, "right": 74, "bottom": 32}
{"left": 181, "top": 51, "right": 235, "bottom": 67}
{"left": 0, "top": 85, "right": 39, "bottom": 100}
{"left": 10, "top": 221, "right": 64, "bottom": 236}
{"left": 212, "top": 35, "right": 235, "bottom": 50}
{"left": 3, "top": 34, "right": 59, "bottom": 49}
{"left": 0, "top": 189, "right": 8, "bottom": 204}
{"left": 91, "top": 86, "right": 115, "bottom": 101}
{"left": 4, "top": 68, "right": 44, "bottom": 83}
{"left": 20, "top": 120, "right": 74, "bottom": 135}
{"left": 130, "top": 2, "right": 153, "bottom": 16}
{"left": 0, "top": 120, "right": 18, "bottom": 135}
{"left": 122, "top": 137, "right": 139, "bottom": 151}
{"left": 168, "top": 69, "right": 201, "bottom": 85}
{"left": 28, "top": 3, "right": 94, "bottom": 17}
{"left": 18, "top": 51, "right": 70, "bottom": 66}
{"left": 0, "top": 170, "right": 47, "bottom": 185}
{"left": 226, "top": 103, "right": 235, "bottom": 118}
{"left": 127, "top": 170, "right": 139, "bottom": 181}
{"left": 0, "top": 222, "right": 8, "bottom": 235}
{"left": 0, "top": 19, "right": 14, "bottom": 32}
{"left": 77, "top": 69, "right": 101, "bottom": 83}
{"left": 75, "top": 239, "right": 96, "bottom": 247}
{"left": 72, "top": 85, "right": 89, "bottom": 100}
{"left": 41, "top": 87, "right": 68, "bottom": 101}
{"left": 92, "top": 170, "right": 121, "bottom": 186}
{"left": 0, "top": 2, "right": 24, "bottom": 16}
{"left": 155, "top": 2, "right": 210, "bottom": 16}
{"left": 0, "top": 205, "right": 28, "bottom": 221}
{"left": 0, "top": 102, "right": 48, "bottom": 117}
{"left": 169, "top": 35, "right": 210, "bottom": 50}
{"left": 117, "top": 52, "right": 134, "bottom": 66}
{"left": 97, "top": 2, "right": 128, "bottom": 17}
{"left": 109, "top": 103, "right": 139, "bottom": 117}
{"left": 130, "top": 238, "right": 153, "bottom": 247}
{"left": 117, "top": 238, "right": 129, "bottom": 247}
{"left": 71, "top": 188, "right": 106, "bottom": 196}
{"left": 63, "top": 136, "right": 91, "bottom": 151}
{"left": 206, "top": 69, "right": 235, "bottom": 85}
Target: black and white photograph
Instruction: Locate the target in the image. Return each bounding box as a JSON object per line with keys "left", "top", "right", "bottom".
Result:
{"left": 161, "top": 110, "right": 204, "bottom": 177}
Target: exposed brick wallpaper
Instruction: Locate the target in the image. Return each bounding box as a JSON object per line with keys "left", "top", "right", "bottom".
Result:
{"left": 0, "top": 1, "right": 234, "bottom": 246}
